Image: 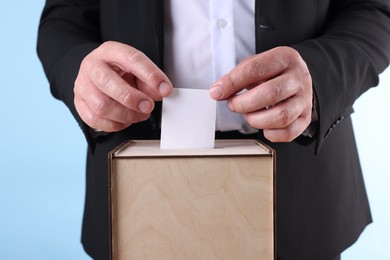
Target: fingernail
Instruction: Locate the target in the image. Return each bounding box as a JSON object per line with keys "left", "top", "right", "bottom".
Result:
{"left": 159, "top": 82, "right": 172, "bottom": 96}
{"left": 138, "top": 100, "right": 153, "bottom": 113}
{"left": 227, "top": 100, "right": 234, "bottom": 111}
{"left": 209, "top": 85, "right": 222, "bottom": 99}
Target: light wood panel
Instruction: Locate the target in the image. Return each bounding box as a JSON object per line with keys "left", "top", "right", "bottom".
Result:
{"left": 110, "top": 140, "right": 275, "bottom": 260}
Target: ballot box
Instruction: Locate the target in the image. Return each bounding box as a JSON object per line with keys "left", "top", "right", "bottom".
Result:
{"left": 108, "top": 139, "right": 275, "bottom": 260}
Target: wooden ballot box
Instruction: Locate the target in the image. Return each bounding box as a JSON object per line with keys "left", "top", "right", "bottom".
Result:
{"left": 108, "top": 140, "right": 275, "bottom": 260}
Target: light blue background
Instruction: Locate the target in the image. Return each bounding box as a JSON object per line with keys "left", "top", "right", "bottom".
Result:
{"left": 0, "top": 1, "right": 389, "bottom": 259}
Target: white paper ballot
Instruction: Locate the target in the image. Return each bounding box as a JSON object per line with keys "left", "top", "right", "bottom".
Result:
{"left": 160, "top": 88, "right": 217, "bottom": 149}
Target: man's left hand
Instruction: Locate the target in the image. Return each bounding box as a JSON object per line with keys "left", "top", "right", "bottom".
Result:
{"left": 209, "top": 46, "right": 313, "bottom": 142}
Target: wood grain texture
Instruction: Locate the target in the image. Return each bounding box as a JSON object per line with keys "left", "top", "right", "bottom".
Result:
{"left": 111, "top": 152, "right": 274, "bottom": 259}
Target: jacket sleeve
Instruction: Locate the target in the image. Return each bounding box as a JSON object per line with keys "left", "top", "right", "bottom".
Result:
{"left": 37, "top": 0, "right": 102, "bottom": 149}
{"left": 292, "top": 0, "right": 390, "bottom": 153}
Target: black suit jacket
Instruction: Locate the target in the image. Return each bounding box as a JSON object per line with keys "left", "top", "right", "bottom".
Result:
{"left": 37, "top": 0, "right": 390, "bottom": 259}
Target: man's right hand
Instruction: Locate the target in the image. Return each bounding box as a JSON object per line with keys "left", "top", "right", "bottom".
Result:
{"left": 74, "top": 41, "right": 173, "bottom": 132}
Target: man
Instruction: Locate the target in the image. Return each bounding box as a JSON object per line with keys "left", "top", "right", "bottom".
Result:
{"left": 37, "top": 0, "right": 390, "bottom": 259}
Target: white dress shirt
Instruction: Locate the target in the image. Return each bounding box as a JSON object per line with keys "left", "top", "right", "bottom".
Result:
{"left": 164, "top": 0, "right": 257, "bottom": 134}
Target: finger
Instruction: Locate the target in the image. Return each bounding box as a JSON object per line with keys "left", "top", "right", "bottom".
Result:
{"left": 209, "top": 47, "right": 289, "bottom": 100}
{"left": 244, "top": 96, "right": 309, "bottom": 130}
{"left": 77, "top": 79, "right": 150, "bottom": 124}
{"left": 263, "top": 115, "right": 312, "bottom": 142}
{"left": 74, "top": 96, "right": 132, "bottom": 132}
{"left": 111, "top": 64, "right": 126, "bottom": 77}
{"left": 75, "top": 95, "right": 151, "bottom": 132}
{"left": 88, "top": 60, "right": 155, "bottom": 113}
{"left": 121, "top": 72, "right": 162, "bottom": 100}
{"left": 227, "top": 73, "right": 299, "bottom": 113}
{"left": 96, "top": 41, "right": 173, "bottom": 97}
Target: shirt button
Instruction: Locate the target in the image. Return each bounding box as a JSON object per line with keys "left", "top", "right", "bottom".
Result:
{"left": 216, "top": 19, "right": 228, "bottom": 29}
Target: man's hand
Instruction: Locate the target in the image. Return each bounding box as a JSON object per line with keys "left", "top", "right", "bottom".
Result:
{"left": 209, "top": 46, "right": 313, "bottom": 142}
{"left": 74, "top": 41, "right": 173, "bottom": 132}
